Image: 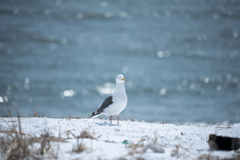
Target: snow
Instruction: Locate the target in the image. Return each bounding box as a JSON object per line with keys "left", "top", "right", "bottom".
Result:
{"left": 0, "top": 117, "right": 239, "bottom": 160}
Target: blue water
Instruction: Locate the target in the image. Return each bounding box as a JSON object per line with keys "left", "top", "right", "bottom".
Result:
{"left": 0, "top": 0, "right": 240, "bottom": 123}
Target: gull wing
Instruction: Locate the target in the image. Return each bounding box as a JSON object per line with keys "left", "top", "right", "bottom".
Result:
{"left": 97, "top": 96, "right": 113, "bottom": 113}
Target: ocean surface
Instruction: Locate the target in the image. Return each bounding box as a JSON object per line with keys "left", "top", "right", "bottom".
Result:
{"left": 0, "top": 0, "right": 240, "bottom": 123}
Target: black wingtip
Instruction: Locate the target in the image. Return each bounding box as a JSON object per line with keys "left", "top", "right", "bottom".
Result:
{"left": 88, "top": 112, "right": 101, "bottom": 118}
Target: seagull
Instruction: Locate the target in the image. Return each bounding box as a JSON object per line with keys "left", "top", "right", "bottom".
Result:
{"left": 89, "top": 74, "right": 127, "bottom": 124}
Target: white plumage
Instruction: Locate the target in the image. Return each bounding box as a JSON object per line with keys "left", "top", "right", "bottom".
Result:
{"left": 89, "top": 74, "right": 127, "bottom": 124}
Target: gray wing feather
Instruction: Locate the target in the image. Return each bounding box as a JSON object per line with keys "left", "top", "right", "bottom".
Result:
{"left": 97, "top": 96, "right": 113, "bottom": 113}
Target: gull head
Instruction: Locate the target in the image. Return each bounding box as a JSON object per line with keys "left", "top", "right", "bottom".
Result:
{"left": 116, "top": 74, "right": 125, "bottom": 83}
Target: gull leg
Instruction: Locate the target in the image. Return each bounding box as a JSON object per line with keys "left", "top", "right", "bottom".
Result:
{"left": 110, "top": 116, "right": 112, "bottom": 124}
{"left": 117, "top": 115, "right": 119, "bottom": 125}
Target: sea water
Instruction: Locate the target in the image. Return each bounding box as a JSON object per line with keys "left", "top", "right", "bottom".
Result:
{"left": 0, "top": 0, "right": 240, "bottom": 123}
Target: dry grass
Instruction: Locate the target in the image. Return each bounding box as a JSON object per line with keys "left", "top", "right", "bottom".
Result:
{"left": 69, "top": 129, "right": 96, "bottom": 154}
{"left": 215, "top": 118, "right": 235, "bottom": 130}
{"left": 131, "top": 117, "right": 137, "bottom": 122}
{"left": 127, "top": 143, "right": 144, "bottom": 155}
{"left": 66, "top": 116, "right": 85, "bottom": 120}
{"left": 0, "top": 135, "right": 35, "bottom": 160}
{"left": 0, "top": 90, "right": 96, "bottom": 158}
{"left": 68, "top": 129, "right": 97, "bottom": 140}
{"left": 126, "top": 138, "right": 146, "bottom": 155}
{"left": 0, "top": 93, "right": 65, "bottom": 160}
{"left": 115, "top": 157, "right": 127, "bottom": 160}
{"left": 198, "top": 154, "right": 219, "bottom": 160}
{"left": 72, "top": 139, "right": 90, "bottom": 153}
{"left": 28, "top": 131, "right": 66, "bottom": 144}
{"left": 33, "top": 110, "right": 41, "bottom": 117}
{"left": 0, "top": 112, "right": 63, "bottom": 160}
{"left": 0, "top": 119, "right": 95, "bottom": 159}
{"left": 171, "top": 144, "right": 192, "bottom": 159}
{"left": 198, "top": 153, "right": 240, "bottom": 160}
{"left": 202, "top": 114, "right": 235, "bottom": 130}
{"left": 149, "top": 132, "right": 170, "bottom": 148}
{"left": 152, "top": 132, "right": 159, "bottom": 145}
{"left": 71, "top": 129, "right": 96, "bottom": 154}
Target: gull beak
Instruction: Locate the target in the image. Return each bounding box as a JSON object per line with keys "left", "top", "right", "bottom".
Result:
{"left": 121, "top": 78, "right": 125, "bottom": 81}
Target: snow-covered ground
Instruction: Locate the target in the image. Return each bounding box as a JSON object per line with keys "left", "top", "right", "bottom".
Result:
{"left": 0, "top": 117, "right": 239, "bottom": 160}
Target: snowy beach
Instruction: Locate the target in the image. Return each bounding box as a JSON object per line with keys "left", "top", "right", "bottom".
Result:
{"left": 1, "top": 1, "right": 239, "bottom": 159}
{"left": 0, "top": 117, "right": 239, "bottom": 160}
{"left": 1, "top": 0, "right": 240, "bottom": 123}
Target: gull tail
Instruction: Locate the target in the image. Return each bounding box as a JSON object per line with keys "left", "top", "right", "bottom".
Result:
{"left": 88, "top": 112, "right": 102, "bottom": 118}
